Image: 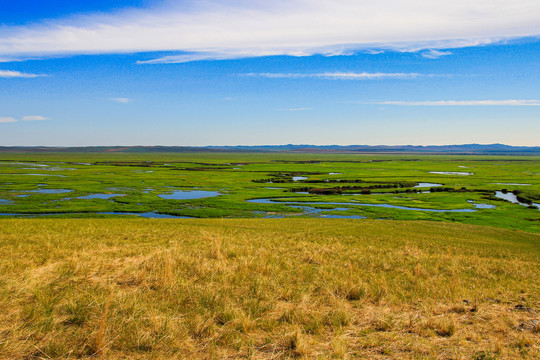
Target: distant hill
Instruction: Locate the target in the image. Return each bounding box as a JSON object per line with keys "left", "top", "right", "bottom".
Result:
{"left": 1, "top": 144, "right": 540, "bottom": 155}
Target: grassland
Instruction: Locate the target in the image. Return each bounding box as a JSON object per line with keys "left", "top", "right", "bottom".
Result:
{"left": 0, "top": 152, "right": 539, "bottom": 232}
{"left": 0, "top": 218, "right": 538, "bottom": 359}
{"left": 0, "top": 153, "right": 539, "bottom": 358}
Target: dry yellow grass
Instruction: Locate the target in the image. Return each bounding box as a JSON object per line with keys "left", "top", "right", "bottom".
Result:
{"left": 0, "top": 219, "right": 538, "bottom": 359}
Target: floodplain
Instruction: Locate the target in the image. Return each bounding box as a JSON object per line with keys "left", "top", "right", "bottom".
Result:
{"left": 0, "top": 153, "right": 538, "bottom": 233}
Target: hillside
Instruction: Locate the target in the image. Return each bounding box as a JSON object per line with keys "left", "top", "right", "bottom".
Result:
{"left": 0, "top": 219, "right": 538, "bottom": 359}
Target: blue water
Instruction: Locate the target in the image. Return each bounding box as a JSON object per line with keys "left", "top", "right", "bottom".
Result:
{"left": 254, "top": 205, "right": 367, "bottom": 219}
{"left": 0, "top": 212, "right": 192, "bottom": 218}
{"left": 247, "top": 198, "right": 477, "bottom": 213}
{"left": 292, "top": 176, "right": 308, "bottom": 181}
{"left": 0, "top": 199, "right": 12, "bottom": 205}
{"left": 467, "top": 200, "right": 496, "bottom": 209}
{"left": 99, "top": 212, "right": 192, "bottom": 218}
{"left": 493, "top": 183, "right": 531, "bottom": 186}
{"left": 495, "top": 191, "right": 540, "bottom": 210}
{"left": 414, "top": 183, "right": 443, "bottom": 188}
{"left": 429, "top": 171, "right": 473, "bottom": 176}
{"left": 26, "top": 189, "right": 73, "bottom": 194}
{"left": 159, "top": 190, "right": 222, "bottom": 200}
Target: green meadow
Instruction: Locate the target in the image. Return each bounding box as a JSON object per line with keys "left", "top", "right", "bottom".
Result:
{"left": 0, "top": 153, "right": 539, "bottom": 233}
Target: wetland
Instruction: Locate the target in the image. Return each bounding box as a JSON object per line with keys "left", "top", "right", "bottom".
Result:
{"left": 0, "top": 152, "right": 538, "bottom": 233}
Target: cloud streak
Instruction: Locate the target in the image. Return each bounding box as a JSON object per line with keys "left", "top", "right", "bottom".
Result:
{"left": 22, "top": 115, "right": 50, "bottom": 121}
{"left": 0, "top": 115, "right": 51, "bottom": 123}
{"left": 110, "top": 97, "right": 132, "bottom": 104}
{"left": 243, "top": 72, "right": 423, "bottom": 80}
{"left": 421, "top": 49, "right": 452, "bottom": 59}
{"left": 0, "top": 70, "right": 44, "bottom": 78}
{"left": 0, "top": 0, "right": 540, "bottom": 62}
{"left": 369, "top": 100, "right": 540, "bottom": 106}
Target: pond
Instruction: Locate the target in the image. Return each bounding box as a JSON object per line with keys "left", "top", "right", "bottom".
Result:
{"left": 495, "top": 191, "right": 540, "bottom": 210}
{"left": 1, "top": 163, "right": 77, "bottom": 171}
{"left": 1, "top": 162, "right": 49, "bottom": 167}
{"left": 292, "top": 176, "right": 309, "bottom": 181}
{"left": 328, "top": 172, "right": 343, "bottom": 175}
{"left": 254, "top": 205, "right": 367, "bottom": 219}
{"left": 429, "top": 171, "right": 474, "bottom": 176}
{"left": 414, "top": 183, "right": 443, "bottom": 188}
{"left": 0, "top": 212, "right": 192, "bottom": 218}
{"left": 0, "top": 199, "right": 12, "bottom": 205}
{"left": 492, "top": 183, "right": 531, "bottom": 186}
{"left": 159, "top": 190, "right": 222, "bottom": 200}
{"left": 26, "top": 189, "right": 73, "bottom": 194}
{"left": 247, "top": 198, "right": 477, "bottom": 213}
{"left": 467, "top": 200, "right": 496, "bottom": 209}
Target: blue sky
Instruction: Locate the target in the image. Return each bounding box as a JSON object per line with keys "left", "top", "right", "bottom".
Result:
{"left": 1, "top": 0, "right": 539, "bottom": 146}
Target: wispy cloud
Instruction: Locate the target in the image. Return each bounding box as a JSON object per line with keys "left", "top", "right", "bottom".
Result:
{"left": 110, "top": 97, "right": 133, "bottom": 104}
{"left": 22, "top": 115, "right": 50, "bottom": 121}
{"left": 277, "top": 107, "right": 312, "bottom": 112}
{"left": 243, "top": 72, "right": 423, "bottom": 80}
{"left": 421, "top": 49, "right": 453, "bottom": 59}
{"left": 0, "top": 1, "right": 539, "bottom": 62}
{"left": 0, "top": 70, "right": 44, "bottom": 78}
{"left": 369, "top": 100, "right": 540, "bottom": 106}
{"left": 0, "top": 117, "right": 17, "bottom": 123}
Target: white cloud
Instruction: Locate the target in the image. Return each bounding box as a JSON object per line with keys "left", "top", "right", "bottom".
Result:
{"left": 369, "top": 100, "right": 540, "bottom": 106}
{"left": 22, "top": 115, "right": 50, "bottom": 121}
{"left": 421, "top": 49, "right": 453, "bottom": 59}
{"left": 0, "top": 117, "right": 17, "bottom": 123}
{"left": 0, "top": 70, "right": 44, "bottom": 78}
{"left": 110, "top": 97, "right": 132, "bottom": 103}
{"left": 0, "top": 1, "right": 540, "bottom": 62}
{"left": 243, "top": 72, "right": 423, "bottom": 80}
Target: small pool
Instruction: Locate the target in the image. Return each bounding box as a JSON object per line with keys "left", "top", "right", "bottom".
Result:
{"left": 495, "top": 191, "right": 540, "bottom": 210}
{"left": 429, "top": 171, "right": 473, "bottom": 176}
{"left": 26, "top": 189, "right": 73, "bottom": 194}
{"left": 292, "top": 176, "right": 309, "bottom": 181}
{"left": 467, "top": 200, "right": 496, "bottom": 209}
{"left": 492, "top": 183, "right": 531, "bottom": 186}
{"left": 159, "top": 190, "right": 222, "bottom": 200}
{"left": 414, "top": 183, "right": 443, "bottom": 188}
{"left": 247, "top": 198, "right": 477, "bottom": 213}
{"left": 0, "top": 212, "right": 193, "bottom": 218}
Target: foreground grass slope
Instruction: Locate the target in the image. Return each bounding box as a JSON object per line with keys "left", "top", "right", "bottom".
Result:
{"left": 0, "top": 219, "right": 538, "bottom": 359}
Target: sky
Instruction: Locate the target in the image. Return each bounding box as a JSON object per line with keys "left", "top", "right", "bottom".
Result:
{"left": 0, "top": 0, "right": 539, "bottom": 146}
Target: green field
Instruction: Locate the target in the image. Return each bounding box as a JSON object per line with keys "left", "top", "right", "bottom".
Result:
{"left": 0, "top": 153, "right": 539, "bottom": 233}
{"left": 0, "top": 219, "right": 538, "bottom": 359}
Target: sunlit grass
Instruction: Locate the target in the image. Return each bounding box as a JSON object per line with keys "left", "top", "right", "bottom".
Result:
{"left": 0, "top": 219, "right": 538, "bottom": 359}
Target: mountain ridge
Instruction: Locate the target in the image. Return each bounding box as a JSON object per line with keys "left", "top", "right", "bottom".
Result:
{"left": 1, "top": 143, "right": 540, "bottom": 154}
